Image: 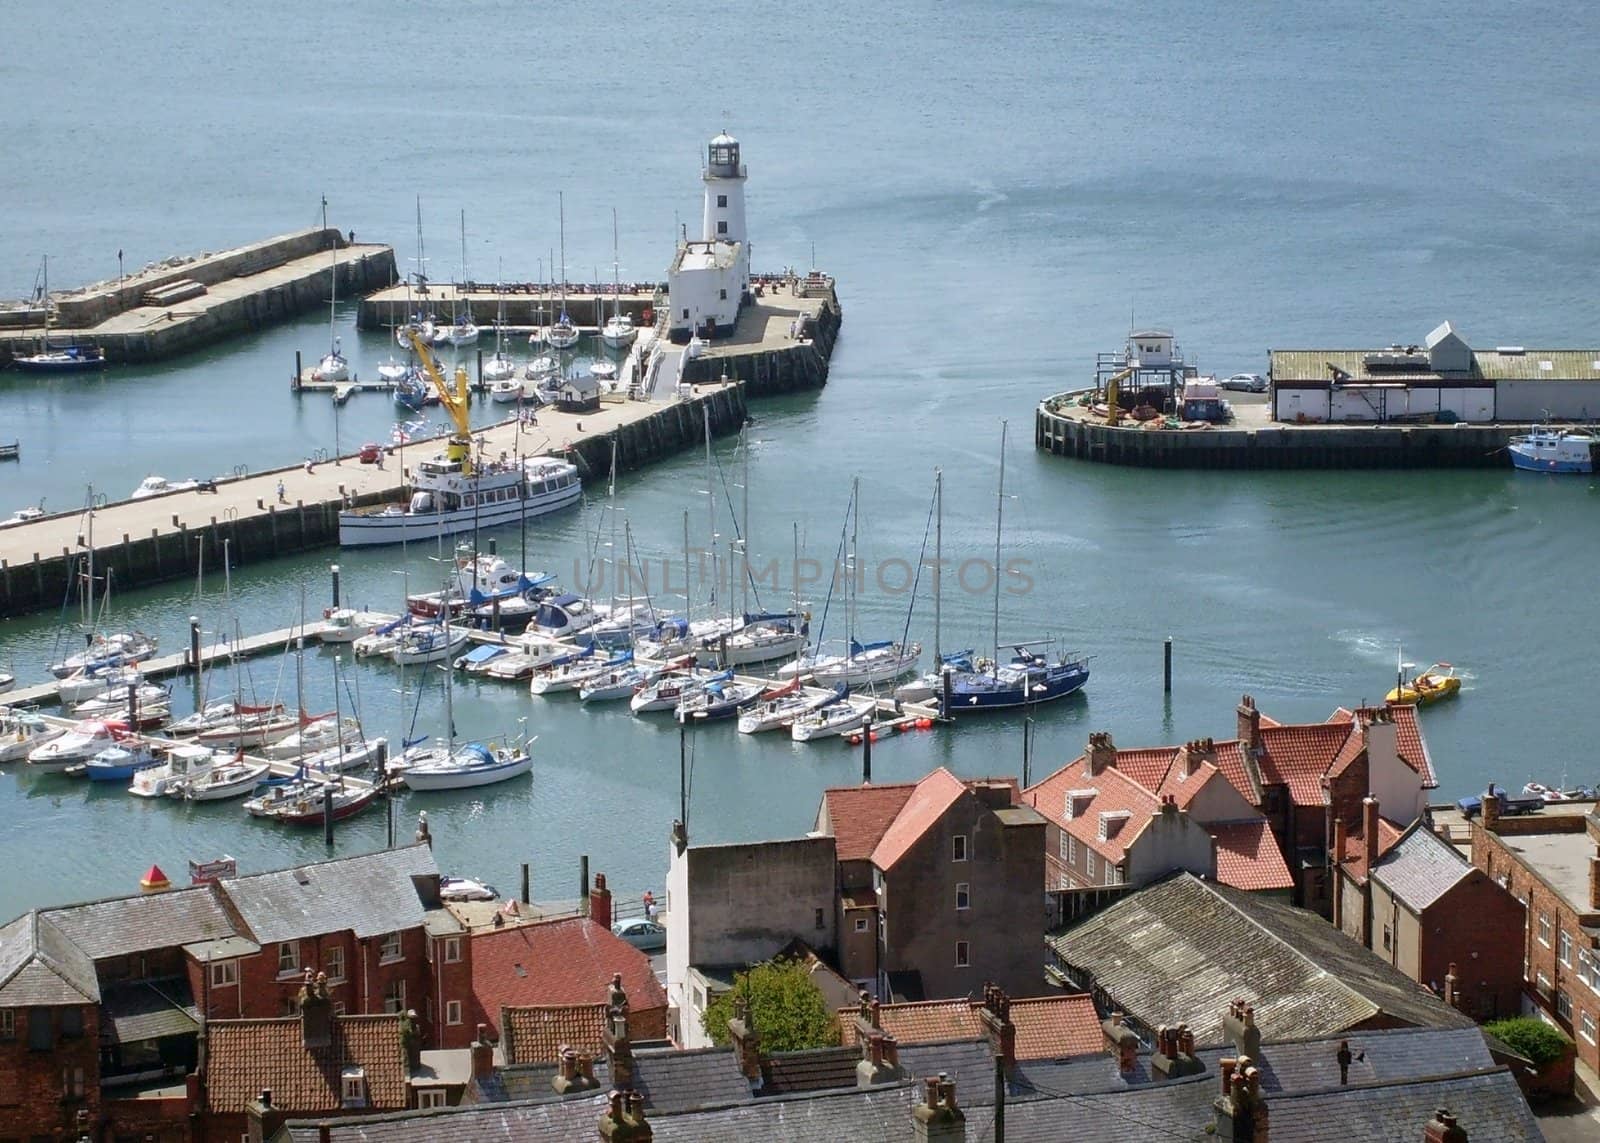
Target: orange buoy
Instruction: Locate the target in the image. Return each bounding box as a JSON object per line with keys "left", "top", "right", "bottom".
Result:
{"left": 915, "top": 717, "right": 934, "bottom": 730}
{"left": 139, "top": 864, "right": 171, "bottom": 893}
{"left": 848, "top": 734, "right": 863, "bottom": 746}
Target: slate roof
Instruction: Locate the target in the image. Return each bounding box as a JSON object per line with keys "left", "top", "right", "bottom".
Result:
{"left": 897, "top": 1037, "right": 1004, "bottom": 1104}
{"left": 472, "top": 915, "right": 664, "bottom": 1046}
{"left": 500, "top": 1003, "right": 607, "bottom": 1065}
{"left": 838, "top": 993, "right": 1101, "bottom": 1061}
{"left": 1047, "top": 874, "right": 1475, "bottom": 1045}
{"left": 870, "top": 768, "right": 967, "bottom": 870}
{"left": 1210, "top": 820, "right": 1295, "bottom": 892}
{"left": 819, "top": 782, "right": 916, "bottom": 861}
{"left": 42, "top": 883, "right": 237, "bottom": 961}
{"left": 1369, "top": 821, "right": 1474, "bottom": 911}
{"left": 631, "top": 1044, "right": 753, "bottom": 1113}
{"left": 0, "top": 911, "right": 100, "bottom": 1006}
{"left": 205, "top": 1013, "right": 407, "bottom": 1114}
{"left": 760, "top": 1046, "right": 859, "bottom": 1094}
{"left": 282, "top": 1090, "right": 610, "bottom": 1142}
{"left": 100, "top": 976, "right": 198, "bottom": 1043}
{"left": 220, "top": 844, "right": 437, "bottom": 944}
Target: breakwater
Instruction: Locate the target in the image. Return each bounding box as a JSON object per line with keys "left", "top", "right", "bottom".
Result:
{"left": 685, "top": 288, "right": 842, "bottom": 395}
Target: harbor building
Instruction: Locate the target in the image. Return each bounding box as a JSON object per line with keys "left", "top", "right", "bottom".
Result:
{"left": 1271, "top": 320, "right": 1600, "bottom": 424}
{"left": 666, "top": 133, "right": 751, "bottom": 342}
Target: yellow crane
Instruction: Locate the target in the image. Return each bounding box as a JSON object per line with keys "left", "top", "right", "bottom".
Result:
{"left": 404, "top": 328, "right": 474, "bottom": 473}
{"left": 1103, "top": 365, "right": 1136, "bottom": 426}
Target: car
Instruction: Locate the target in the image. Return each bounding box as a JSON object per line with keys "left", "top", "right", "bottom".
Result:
{"left": 1220, "top": 373, "right": 1268, "bottom": 393}
{"left": 612, "top": 917, "right": 667, "bottom": 951}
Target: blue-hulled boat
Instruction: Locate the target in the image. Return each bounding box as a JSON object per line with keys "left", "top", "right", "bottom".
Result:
{"left": 942, "top": 643, "right": 1090, "bottom": 711}
{"left": 1509, "top": 427, "right": 1599, "bottom": 474}
{"left": 81, "top": 743, "right": 162, "bottom": 781}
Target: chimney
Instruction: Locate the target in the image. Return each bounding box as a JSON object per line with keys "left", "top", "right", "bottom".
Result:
{"left": 553, "top": 1047, "right": 600, "bottom": 1095}
{"left": 857, "top": 1030, "right": 905, "bottom": 1088}
{"left": 1423, "top": 1108, "right": 1468, "bottom": 1142}
{"left": 1480, "top": 786, "right": 1501, "bottom": 832}
{"left": 1085, "top": 732, "right": 1116, "bottom": 778}
{"left": 1237, "top": 695, "right": 1262, "bottom": 750}
{"left": 1442, "top": 964, "right": 1459, "bottom": 1009}
{"left": 1337, "top": 1040, "right": 1351, "bottom": 1085}
{"left": 1362, "top": 796, "right": 1380, "bottom": 877}
{"left": 1331, "top": 818, "right": 1348, "bottom": 930}
{"left": 604, "top": 1004, "right": 634, "bottom": 1090}
{"left": 245, "top": 1089, "right": 284, "bottom": 1143}
{"left": 471, "top": 1024, "right": 495, "bottom": 1081}
{"left": 912, "top": 1075, "right": 966, "bottom": 1142}
{"left": 1589, "top": 856, "right": 1600, "bottom": 912}
{"left": 727, "top": 998, "right": 763, "bottom": 1085}
{"left": 1180, "top": 738, "right": 1214, "bottom": 781}
{"left": 979, "top": 984, "right": 1016, "bottom": 1068}
{"left": 1213, "top": 1056, "right": 1268, "bottom": 1142}
{"left": 1223, "top": 999, "right": 1262, "bottom": 1060}
{"left": 590, "top": 873, "right": 614, "bottom": 930}
{"left": 1152, "top": 1022, "right": 1203, "bottom": 1079}
{"left": 598, "top": 1088, "right": 653, "bottom": 1142}
{"left": 298, "top": 969, "right": 332, "bottom": 1050}
{"left": 1101, "top": 1012, "right": 1139, "bottom": 1075}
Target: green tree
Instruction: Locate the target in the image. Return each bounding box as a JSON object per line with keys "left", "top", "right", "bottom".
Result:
{"left": 701, "top": 958, "right": 841, "bottom": 1052}
{"left": 1485, "top": 1016, "right": 1572, "bottom": 1069}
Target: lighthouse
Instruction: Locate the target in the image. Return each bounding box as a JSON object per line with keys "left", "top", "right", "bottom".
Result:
{"left": 667, "top": 132, "right": 751, "bottom": 343}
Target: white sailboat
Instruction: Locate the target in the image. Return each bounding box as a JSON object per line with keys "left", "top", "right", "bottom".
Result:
{"left": 483, "top": 277, "right": 518, "bottom": 384}
{"left": 311, "top": 197, "right": 350, "bottom": 383}
{"left": 437, "top": 210, "right": 480, "bottom": 347}
{"left": 601, "top": 208, "right": 637, "bottom": 349}
{"left": 547, "top": 197, "right": 580, "bottom": 349}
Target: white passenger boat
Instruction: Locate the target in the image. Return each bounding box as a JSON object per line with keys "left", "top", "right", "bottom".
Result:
{"left": 339, "top": 453, "right": 580, "bottom": 547}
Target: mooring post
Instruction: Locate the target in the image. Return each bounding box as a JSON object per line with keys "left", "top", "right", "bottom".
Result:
{"left": 330, "top": 563, "right": 341, "bottom": 609}
{"left": 1163, "top": 637, "right": 1173, "bottom": 694}
{"left": 579, "top": 855, "right": 590, "bottom": 917}
{"left": 862, "top": 718, "right": 873, "bottom": 783}
{"left": 521, "top": 862, "right": 531, "bottom": 905}
{"left": 188, "top": 615, "right": 201, "bottom": 670}
{"left": 476, "top": 348, "right": 483, "bottom": 392}
{"left": 487, "top": 537, "right": 496, "bottom": 556}
{"left": 323, "top": 786, "right": 335, "bottom": 847}
{"left": 126, "top": 682, "right": 138, "bottom": 728}
{"left": 294, "top": 350, "right": 302, "bottom": 390}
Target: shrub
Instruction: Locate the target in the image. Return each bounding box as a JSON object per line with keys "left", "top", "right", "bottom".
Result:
{"left": 1485, "top": 1016, "right": 1571, "bottom": 1069}
{"left": 701, "top": 957, "right": 840, "bottom": 1052}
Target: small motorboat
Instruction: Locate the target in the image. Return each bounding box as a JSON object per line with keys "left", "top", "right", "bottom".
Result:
{"left": 0, "top": 711, "right": 62, "bottom": 762}
{"left": 397, "top": 740, "right": 533, "bottom": 791}
{"left": 439, "top": 875, "right": 498, "bottom": 902}
{"left": 317, "top": 608, "right": 396, "bottom": 644}
{"left": 81, "top": 743, "right": 162, "bottom": 782}
{"left": 28, "top": 720, "right": 124, "bottom": 771}
{"left": 1, "top": 506, "right": 46, "bottom": 527}
{"left": 129, "top": 744, "right": 222, "bottom": 797}
{"left": 177, "top": 757, "right": 272, "bottom": 801}
{"left": 131, "top": 475, "right": 200, "bottom": 500}
{"left": 1386, "top": 663, "right": 1461, "bottom": 707}
{"left": 1521, "top": 781, "right": 1595, "bottom": 802}
{"left": 391, "top": 624, "right": 471, "bottom": 666}
{"left": 675, "top": 679, "right": 763, "bottom": 723}
{"left": 263, "top": 715, "right": 365, "bottom": 760}
{"left": 0, "top": 673, "right": 12, "bottom": 694}
{"left": 791, "top": 695, "right": 876, "bottom": 742}
{"left": 482, "top": 633, "right": 572, "bottom": 681}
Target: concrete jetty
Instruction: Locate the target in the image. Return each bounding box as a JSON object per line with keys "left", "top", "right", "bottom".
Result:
{"left": 0, "top": 381, "right": 748, "bottom": 618}
{"left": 0, "top": 229, "right": 396, "bottom": 366}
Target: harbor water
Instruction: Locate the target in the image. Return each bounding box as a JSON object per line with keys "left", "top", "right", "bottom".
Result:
{"left": 2, "top": 0, "right": 1598, "bottom": 918}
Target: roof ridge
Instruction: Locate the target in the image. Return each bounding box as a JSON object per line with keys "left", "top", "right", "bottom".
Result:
{"left": 224, "top": 841, "right": 430, "bottom": 884}
{"left": 1266, "top": 1064, "right": 1512, "bottom": 1102}
{"left": 21, "top": 911, "right": 96, "bottom": 1002}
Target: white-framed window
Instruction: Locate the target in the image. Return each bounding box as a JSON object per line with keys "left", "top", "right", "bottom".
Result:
{"left": 0, "top": 1009, "right": 13, "bottom": 1039}
{"left": 442, "top": 937, "right": 461, "bottom": 964}
{"left": 1109, "top": 864, "right": 1123, "bottom": 886}
{"left": 952, "top": 835, "right": 968, "bottom": 863}
{"left": 326, "top": 945, "right": 346, "bottom": 983}
{"left": 1058, "top": 831, "right": 1069, "bottom": 861}
{"left": 380, "top": 932, "right": 403, "bottom": 963}
{"left": 1583, "top": 1011, "right": 1597, "bottom": 1045}
{"left": 955, "top": 941, "right": 970, "bottom": 968}
{"left": 1064, "top": 788, "right": 1097, "bottom": 821}
{"left": 210, "top": 959, "right": 238, "bottom": 989}
{"left": 445, "top": 1000, "right": 462, "bottom": 1026}
{"left": 854, "top": 917, "right": 868, "bottom": 933}
{"left": 1538, "top": 971, "right": 1552, "bottom": 995}
{"left": 1580, "top": 950, "right": 1598, "bottom": 991}
{"left": 955, "top": 883, "right": 970, "bottom": 911}
{"left": 1560, "top": 931, "right": 1573, "bottom": 966}
{"left": 383, "top": 979, "right": 406, "bottom": 1014}
{"left": 1086, "top": 852, "right": 1097, "bottom": 881}
{"left": 333, "top": 1002, "right": 346, "bottom": 1016}
{"left": 278, "top": 941, "right": 300, "bottom": 976}
{"left": 1068, "top": 837, "right": 1077, "bottom": 865}
{"left": 1538, "top": 913, "right": 1552, "bottom": 947}
{"left": 418, "top": 1088, "right": 447, "bottom": 1109}
{"left": 1557, "top": 991, "right": 1573, "bottom": 1020}
{"left": 341, "top": 1069, "right": 368, "bottom": 1109}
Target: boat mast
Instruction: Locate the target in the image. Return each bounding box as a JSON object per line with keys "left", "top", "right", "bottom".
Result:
{"left": 324, "top": 195, "right": 337, "bottom": 358}
{"left": 682, "top": 510, "right": 693, "bottom": 622}
{"left": 703, "top": 405, "right": 717, "bottom": 620}
{"left": 611, "top": 208, "right": 622, "bottom": 325}
{"left": 848, "top": 477, "right": 859, "bottom": 662}
{"left": 741, "top": 423, "right": 750, "bottom": 619}
{"left": 83, "top": 483, "right": 94, "bottom": 631}
{"left": 991, "top": 421, "right": 1007, "bottom": 678}
{"left": 558, "top": 192, "right": 568, "bottom": 323}
{"left": 933, "top": 467, "right": 942, "bottom": 666}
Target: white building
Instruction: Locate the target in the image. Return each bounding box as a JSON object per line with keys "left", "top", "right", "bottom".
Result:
{"left": 667, "top": 133, "right": 750, "bottom": 343}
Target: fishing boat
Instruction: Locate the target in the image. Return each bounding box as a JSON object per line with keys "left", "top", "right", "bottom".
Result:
{"left": 13, "top": 257, "right": 105, "bottom": 373}
{"left": 391, "top": 624, "right": 471, "bottom": 666}
{"left": 81, "top": 743, "right": 162, "bottom": 782}
{"left": 1509, "top": 427, "right": 1600, "bottom": 474}
{"left": 177, "top": 757, "right": 272, "bottom": 801}
{"left": 396, "top": 740, "right": 533, "bottom": 791}
{"left": 129, "top": 744, "right": 220, "bottom": 797}
{"left": 675, "top": 678, "right": 763, "bottom": 723}
{"left": 0, "top": 711, "right": 61, "bottom": 762}
{"left": 1386, "top": 662, "right": 1460, "bottom": 706}
{"left": 131, "top": 475, "right": 200, "bottom": 499}
{"left": 263, "top": 715, "right": 364, "bottom": 760}
{"left": 29, "top": 721, "right": 125, "bottom": 771}
{"left": 631, "top": 668, "right": 727, "bottom": 715}
{"left": 245, "top": 778, "right": 378, "bottom": 824}
{"left": 737, "top": 680, "right": 843, "bottom": 735}
{"left": 49, "top": 631, "right": 157, "bottom": 680}
{"left": 791, "top": 694, "right": 876, "bottom": 742}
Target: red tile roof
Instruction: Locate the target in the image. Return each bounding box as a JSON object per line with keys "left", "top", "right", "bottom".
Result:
{"left": 1108, "top": 747, "right": 1180, "bottom": 792}
{"left": 820, "top": 782, "right": 917, "bottom": 862}
{"left": 1340, "top": 816, "right": 1408, "bottom": 882}
{"left": 1257, "top": 722, "right": 1351, "bottom": 806}
{"left": 1330, "top": 705, "right": 1438, "bottom": 789}
{"left": 1025, "top": 760, "right": 1160, "bottom": 864}
{"left": 205, "top": 1014, "right": 406, "bottom": 1114}
{"left": 469, "top": 916, "right": 664, "bottom": 1045}
{"left": 870, "top": 768, "right": 968, "bottom": 871}
{"left": 1155, "top": 758, "right": 1223, "bottom": 810}
{"left": 501, "top": 1002, "right": 608, "bottom": 1065}
{"left": 1209, "top": 740, "right": 1260, "bottom": 804}
{"left": 1210, "top": 821, "right": 1295, "bottom": 892}
{"left": 838, "top": 993, "right": 1101, "bottom": 1061}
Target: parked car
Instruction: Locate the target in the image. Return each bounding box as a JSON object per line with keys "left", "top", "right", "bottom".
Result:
{"left": 613, "top": 917, "right": 667, "bottom": 951}
{"left": 1220, "top": 373, "right": 1268, "bottom": 392}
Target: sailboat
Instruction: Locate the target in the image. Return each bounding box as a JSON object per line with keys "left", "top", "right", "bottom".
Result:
{"left": 48, "top": 489, "right": 158, "bottom": 679}
{"left": 311, "top": 198, "right": 350, "bottom": 383}
{"left": 602, "top": 209, "right": 637, "bottom": 349}
{"left": 546, "top": 195, "right": 580, "bottom": 349}
{"left": 438, "top": 210, "right": 480, "bottom": 347}
{"left": 13, "top": 256, "right": 105, "bottom": 373}
{"left": 483, "top": 272, "right": 518, "bottom": 386}
{"left": 397, "top": 198, "right": 439, "bottom": 348}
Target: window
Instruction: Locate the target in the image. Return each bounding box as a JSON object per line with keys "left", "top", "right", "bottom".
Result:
{"left": 1560, "top": 931, "right": 1573, "bottom": 967}
{"left": 681, "top": 308, "right": 689, "bottom": 320}
{"left": 815, "top": 907, "right": 825, "bottom": 930}
{"left": 719, "top": 288, "right": 728, "bottom": 301}
{"left": 717, "top": 220, "right": 728, "bottom": 235}
{"left": 445, "top": 1000, "right": 462, "bottom": 1026}
{"left": 341, "top": 1069, "right": 368, "bottom": 1109}
{"left": 61, "top": 1066, "right": 84, "bottom": 1099}
{"left": 955, "top": 883, "right": 970, "bottom": 911}
{"left": 442, "top": 937, "right": 461, "bottom": 965}
{"left": 1557, "top": 991, "right": 1573, "bottom": 1020}
{"left": 333, "top": 1001, "right": 346, "bottom": 1015}
{"left": 0, "top": 1010, "right": 14, "bottom": 1039}
{"left": 210, "top": 959, "right": 237, "bottom": 988}
{"left": 326, "top": 946, "right": 346, "bottom": 983}
{"left": 1583, "top": 1011, "right": 1597, "bottom": 1045}
{"left": 1108, "top": 864, "right": 1123, "bottom": 886}
{"left": 854, "top": 917, "right": 868, "bottom": 933}
{"left": 1538, "top": 913, "right": 1552, "bottom": 947}
{"left": 418, "top": 1088, "right": 447, "bottom": 1109}
{"left": 1086, "top": 852, "right": 1097, "bottom": 881}
{"left": 278, "top": 941, "right": 300, "bottom": 976}
{"left": 717, "top": 194, "right": 728, "bottom": 208}
{"left": 1057, "top": 831, "right": 1069, "bottom": 861}
{"left": 383, "top": 979, "right": 406, "bottom": 1014}
{"left": 953, "top": 835, "right": 968, "bottom": 862}
{"left": 1068, "top": 837, "right": 1077, "bottom": 865}
{"left": 955, "top": 941, "right": 970, "bottom": 968}
{"left": 59, "top": 1008, "right": 82, "bottom": 1040}
{"left": 380, "top": 932, "right": 403, "bottom": 963}
{"left": 1382, "top": 925, "right": 1393, "bottom": 952}
{"left": 1580, "top": 951, "right": 1597, "bottom": 990}
{"left": 27, "top": 1007, "right": 51, "bottom": 1051}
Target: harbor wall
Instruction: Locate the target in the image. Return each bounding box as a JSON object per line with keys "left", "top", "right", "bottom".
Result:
{"left": 0, "top": 386, "right": 747, "bottom": 618}
{"left": 1035, "top": 394, "right": 1517, "bottom": 469}
{"left": 358, "top": 288, "right": 662, "bottom": 331}
{"left": 683, "top": 296, "right": 841, "bottom": 396}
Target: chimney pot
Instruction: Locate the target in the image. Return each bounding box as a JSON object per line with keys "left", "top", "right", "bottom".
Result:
{"left": 1220, "top": 1057, "right": 1237, "bottom": 1095}
{"left": 261, "top": 1088, "right": 272, "bottom": 1108}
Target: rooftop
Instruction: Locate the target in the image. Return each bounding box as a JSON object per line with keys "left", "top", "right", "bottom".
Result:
{"left": 501, "top": 1003, "right": 608, "bottom": 1066}
{"left": 219, "top": 843, "right": 438, "bottom": 944}
{"left": 819, "top": 782, "right": 916, "bottom": 862}
{"left": 1209, "top": 820, "right": 1295, "bottom": 892}
{"left": 838, "top": 993, "right": 1102, "bottom": 1060}
{"left": 1495, "top": 828, "right": 1600, "bottom": 919}
{"left": 1272, "top": 345, "right": 1600, "bottom": 383}
{"left": 0, "top": 910, "right": 99, "bottom": 1007}
{"left": 205, "top": 1013, "right": 407, "bottom": 1114}
{"left": 870, "top": 768, "right": 971, "bottom": 870}
{"left": 1370, "top": 821, "right": 1476, "bottom": 910}
{"left": 41, "top": 883, "right": 237, "bottom": 961}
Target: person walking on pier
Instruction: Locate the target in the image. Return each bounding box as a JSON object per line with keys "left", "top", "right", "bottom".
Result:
{"left": 277, "top": 480, "right": 287, "bottom": 504}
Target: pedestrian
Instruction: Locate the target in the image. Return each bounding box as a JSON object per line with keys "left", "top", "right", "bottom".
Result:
{"left": 276, "top": 480, "right": 286, "bottom": 504}
{"left": 375, "top": 450, "right": 383, "bottom": 470}
{"left": 642, "top": 890, "right": 657, "bottom": 921}
{"left": 304, "top": 458, "right": 314, "bottom": 475}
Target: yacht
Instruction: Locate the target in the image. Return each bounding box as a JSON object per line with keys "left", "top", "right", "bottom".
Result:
{"left": 131, "top": 475, "right": 200, "bottom": 499}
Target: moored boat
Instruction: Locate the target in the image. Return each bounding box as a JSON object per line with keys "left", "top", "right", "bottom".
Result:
{"left": 790, "top": 694, "right": 875, "bottom": 742}
{"left": 391, "top": 624, "right": 471, "bottom": 666}
{"left": 28, "top": 720, "right": 124, "bottom": 771}
{"left": 176, "top": 758, "right": 272, "bottom": 801}
{"left": 81, "top": 743, "right": 162, "bottom": 782}
{"left": 738, "top": 680, "right": 843, "bottom": 735}
{"left": 0, "top": 711, "right": 62, "bottom": 762}
{"left": 129, "top": 744, "right": 222, "bottom": 797}
{"left": 395, "top": 740, "right": 532, "bottom": 791}
{"left": 263, "top": 715, "right": 364, "bottom": 760}
{"left": 49, "top": 632, "right": 157, "bottom": 680}
{"left": 675, "top": 678, "right": 763, "bottom": 723}
{"left": 1509, "top": 427, "right": 1600, "bottom": 474}
{"left": 244, "top": 778, "right": 377, "bottom": 823}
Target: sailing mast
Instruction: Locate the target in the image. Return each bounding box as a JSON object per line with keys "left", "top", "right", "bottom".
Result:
{"left": 740, "top": 424, "right": 750, "bottom": 619}
{"left": 703, "top": 405, "right": 718, "bottom": 622}
{"left": 933, "top": 468, "right": 942, "bottom": 667}
{"left": 991, "top": 422, "right": 1007, "bottom": 679}
{"left": 324, "top": 196, "right": 337, "bottom": 360}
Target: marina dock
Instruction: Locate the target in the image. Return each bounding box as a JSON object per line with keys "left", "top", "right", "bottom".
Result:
{"left": 0, "top": 381, "right": 748, "bottom": 618}
{"left": 0, "top": 228, "right": 396, "bottom": 366}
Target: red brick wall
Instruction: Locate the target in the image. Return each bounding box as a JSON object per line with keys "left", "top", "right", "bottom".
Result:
{"left": 1420, "top": 874, "right": 1526, "bottom": 1021}
{"left": 190, "top": 927, "right": 431, "bottom": 1023}
{"left": 104, "top": 1093, "right": 193, "bottom": 1142}
{"left": 0, "top": 1003, "right": 100, "bottom": 1140}
{"left": 432, "top": 931, "right": 476, "bottom": 1049}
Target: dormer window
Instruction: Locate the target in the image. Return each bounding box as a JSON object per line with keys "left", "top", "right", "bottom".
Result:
{"left": 341, "top": 1067, "right": 368, "bottom": 1108}
{"left": 1064, "top": 788, "right": 1097, "bottom": 821}
{"left": 1098, "top": 811, "right": 1132, "bottom": 841}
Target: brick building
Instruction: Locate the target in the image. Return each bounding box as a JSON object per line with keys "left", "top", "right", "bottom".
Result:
{"left": 0, "top": 912, "right": 102, "bottom": 1141}
{"left": 1467, "top": 793, "right": 1600, "bottom": 1073}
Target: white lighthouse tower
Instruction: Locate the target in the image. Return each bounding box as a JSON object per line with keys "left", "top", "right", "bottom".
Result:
{"left": 667, "top": 131, "right": 751, "bottom": 343}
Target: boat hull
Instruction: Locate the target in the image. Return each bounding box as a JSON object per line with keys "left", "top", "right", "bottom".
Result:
{"left": 401, "top": 752, "right": 532, "bottom": 791}
{"left": 943, "top": 664, "right": 1090, "bottom": 711}
{"left": 338, "top": 483, "right": 581, "bottom": 547}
